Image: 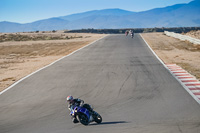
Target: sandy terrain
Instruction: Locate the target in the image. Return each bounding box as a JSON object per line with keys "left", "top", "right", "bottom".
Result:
{"left": 0, "top": 32, "right": 106, "bottom": 92}
{"left": 183, "top": 30, "right": 200, "bottom": 39}
{"left": 141, "top": 32, "right": 200, "bottom": 80}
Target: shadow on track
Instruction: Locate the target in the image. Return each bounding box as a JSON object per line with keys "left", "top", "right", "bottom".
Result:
{"left": 90, "top": 121, "right": 129, "bottom": 126}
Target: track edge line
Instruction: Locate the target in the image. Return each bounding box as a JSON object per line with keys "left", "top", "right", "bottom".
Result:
{"left": 0, "top": 35, "right": 109, "bottom": 95}
{"left": 140, "top": 33, "right": 200, "bottom": 105}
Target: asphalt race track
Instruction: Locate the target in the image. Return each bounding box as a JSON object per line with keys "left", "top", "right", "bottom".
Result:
{"left": 1, "top": 34, "right": 200, "bottom": 133}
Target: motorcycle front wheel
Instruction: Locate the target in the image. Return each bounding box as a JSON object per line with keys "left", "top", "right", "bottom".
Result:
{"left": 94, "top": 113, "right": 102, "bottom": 124}
{"left": 77, "top": 113, "right": 89, "bottom": 125}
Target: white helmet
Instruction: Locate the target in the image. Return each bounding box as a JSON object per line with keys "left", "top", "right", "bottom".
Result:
{"left": 67, "top": 95, "right": 73, "bottom": 102}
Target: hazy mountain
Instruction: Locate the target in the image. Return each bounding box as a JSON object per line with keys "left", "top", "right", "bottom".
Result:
{"left": 0, "top": 21, "right": 23, "bottom": 33}
{"left": 0, "top": 18, "right": 69, "bottom": 33}
{"left": 0, "top": 0, "right": 200, "bottom": 33}
{"left": 124, "top": 0, "right": 200, "bottom": 28}
{"left": 60, "top": 8, "right": 134, "bottom": 21}
{"left": 24, "top": 18, "right": 69, "bottom": 31}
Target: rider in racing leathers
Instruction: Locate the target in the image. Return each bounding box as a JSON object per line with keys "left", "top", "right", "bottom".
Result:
{"left": 66, "top": 95, "right": 95, "bottom": 123}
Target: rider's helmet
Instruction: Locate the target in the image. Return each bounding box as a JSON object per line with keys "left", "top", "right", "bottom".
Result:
{"left": 67, "top": 95, "right": 73, "bottom": 103}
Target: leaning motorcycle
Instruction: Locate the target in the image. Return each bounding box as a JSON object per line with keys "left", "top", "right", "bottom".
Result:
{"left": 70, "top": 105, "right": 102, "bottom": 125}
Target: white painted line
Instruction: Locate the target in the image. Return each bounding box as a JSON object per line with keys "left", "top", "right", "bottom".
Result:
{"left": 178, "top": 76, "right": 194, "bottom": 78}
{"left": 140, "top": 34, "right": 200, "bottom": 104}
{"left": 175, "top": 75, "right": 191, "bottom": 77}
{"left": 140, "top": 34, "right": 165, "bottom": 65}
{"left": 192, "top": 86, "right": 200, "bottom": 88}
{"left": 170, "top": 69, "right": 185, "bottom": 71}
{"left": 168, "top": 66, "right": 181, "bottom": 68}
{"left": 171, "top": 70, "right": 187, "bottom": 73}
{"left": 179, "top": 79, "right": 199, "bottom": 84}
{"left": 196, "top": 95, "right": 200, "bottom": 98}
{"left": 191, "top": 90, "right": 200, "bottom": 93}
{"left": 0, "top": 35, "right": 109, "bottom": 95}
{"left": 183, "top": 81, "right": 199, "bottom": 83}
{"left": 189, "top": 86, "right": 200, "bottom": 89}
{"left": 166, "top": 64, "right": 175, "bottom": 66}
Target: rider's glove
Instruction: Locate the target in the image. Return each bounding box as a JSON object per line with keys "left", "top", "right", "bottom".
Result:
{"left": 68, "top": 105, "right": 71, "bottom": 111}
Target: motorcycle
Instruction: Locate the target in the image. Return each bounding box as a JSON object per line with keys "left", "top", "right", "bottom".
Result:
{"left": 70, "top": 105, "right": 102, "bottom": 125}
{"left": 131, "top": 33, "right": 134, "bottom": 38}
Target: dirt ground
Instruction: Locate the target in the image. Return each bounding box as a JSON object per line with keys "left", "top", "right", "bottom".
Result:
{"left": 0, "top": 31, "right": 106, "bottom": 92}
{"left": 183, "top": 30, "right": 200, "bottom": 39}
{"left": 141, "top": 32, "right": 200, "bottom": 80}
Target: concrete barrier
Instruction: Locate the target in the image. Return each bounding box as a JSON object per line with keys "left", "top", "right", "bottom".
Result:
{"left": 164, "top": 31, "right": 200, "bottom": 45}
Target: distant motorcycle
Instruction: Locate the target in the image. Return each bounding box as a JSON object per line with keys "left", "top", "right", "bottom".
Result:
{"left": 125, "top": 31, "right": 128, "bottom": 36}
{"left": 70, "top": 105, "right": 102, "bottom": 125}
{"left": 131, "top": 33, "right": 134, "bottom": 38}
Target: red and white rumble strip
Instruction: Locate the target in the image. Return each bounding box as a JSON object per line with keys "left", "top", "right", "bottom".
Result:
{"left": 141, "top": 34, "right": 200, "bottom": 104}
{"left": 166, "top": 64, "right": 200, "bottom": 104}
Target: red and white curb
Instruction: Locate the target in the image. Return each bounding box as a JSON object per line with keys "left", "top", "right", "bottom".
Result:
{"left": 166, "top": 64, "right": 200, "bottom": 104}
{"left": 140, "top": 34, "right": 200, "bottom": 105}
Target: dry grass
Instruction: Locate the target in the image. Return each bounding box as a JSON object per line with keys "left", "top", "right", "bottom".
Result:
{"left": 0, "top": 41, "right": 90, "bottom": 56}
{"left": 0, "top": 32, "right": 82, "bottom": 42}
{"left": 183, "top": 30, "right": 200, "bottom": 39}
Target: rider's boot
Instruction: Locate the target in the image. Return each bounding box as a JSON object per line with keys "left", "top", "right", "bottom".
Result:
{"left": 72, "top": 116, "right": 79, "bottom": 123}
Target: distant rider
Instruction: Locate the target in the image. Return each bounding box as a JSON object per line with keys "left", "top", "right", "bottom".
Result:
{"left": 125, "top": 30, "right": 128, "bottom": 36}
{"left": 129, "top": 30, "right": 132, "bottom": 35}
{"left": 131, "top": 31, "right": 134, "bottom": 38}
{"left": 129, "top": 30, "right": 134, "bottom": 38}
{"left": 66, "top": 95, "right": 95, "bottom": 123}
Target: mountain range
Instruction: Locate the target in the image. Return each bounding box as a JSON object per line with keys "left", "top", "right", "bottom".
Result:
{"left": 0, "top": 0, "right": 200, "bottom": 33}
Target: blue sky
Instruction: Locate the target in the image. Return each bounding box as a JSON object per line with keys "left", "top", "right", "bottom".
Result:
{"left": 0, "top": 0, "right": 193, "bottom": 24}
